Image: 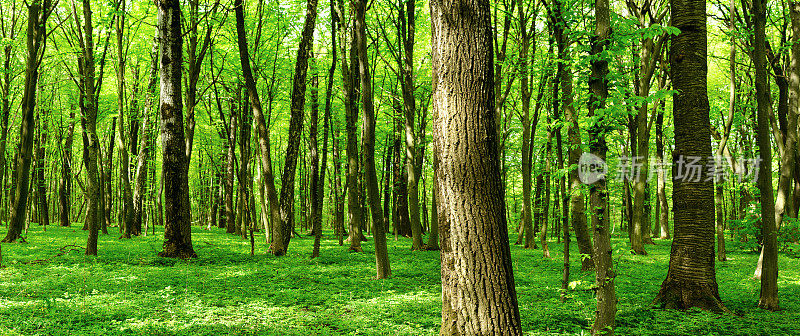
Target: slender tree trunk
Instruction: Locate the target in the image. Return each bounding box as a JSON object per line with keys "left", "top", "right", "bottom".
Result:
{"left": 341, "top": 3, "right": 364, "bottom": 251}
{"left": 554, "top": 0, "right": 594, "bottom": 270}
{"left": 397, "top": 0, "right": 423, "bottom": 251}
{"left": 753, "top": 0, "right": 780, "bottom": 311}
{"left": 431, "top": 0, "right": 522, "bottom": 331}
{"left": 656, "top": 100, "right": 670, "bottom": 239}
{"left": 59, "top": 107, "right": 76, "bottom": 227}
{"left": 225, "top": 108, "right": 237, "bottom": 233}
{"left": 2, "top": 0, "right": 51, "bottom": 243}
{"left": 519, "top": 0, "right": 536, "bottom": 250}
{"left": 133, "top": 38, "right": 159, "bottom": 236}
{"left": 355, "top": 0, "right": 390, "bottom": 278}
{"left": 234, "top": 0, "right": 282, "bottom": 256}
{"left": 588, "top": 0, "right": 616, "bottom": 331}
{"left": 116, "top": 2, "right": 135, "bottom": 238}
{"left": 35, "top": 109, "right": 49, "bottom": 228}
{"left": 267, "top": 0, "right": 318, "bottom": 255}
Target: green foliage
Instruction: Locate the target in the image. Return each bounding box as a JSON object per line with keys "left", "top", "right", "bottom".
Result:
{"left": 1, "top": 227, "right": 798, "bottom": 335}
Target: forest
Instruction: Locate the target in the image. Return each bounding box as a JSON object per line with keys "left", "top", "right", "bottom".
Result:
{"left": 0, "top": 0, "right": 798, "bottom": 333}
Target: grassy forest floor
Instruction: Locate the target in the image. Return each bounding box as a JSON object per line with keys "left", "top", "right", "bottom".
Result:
{"left": 0, "top": 225, "right": 797, "bottom": 335}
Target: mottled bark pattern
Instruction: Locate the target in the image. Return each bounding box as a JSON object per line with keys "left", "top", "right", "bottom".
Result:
{"left": 157, "top": 0, "right": 196, "bottom": 259}
{"left": 430, "top": 0, "right": 522, "bottom": 333}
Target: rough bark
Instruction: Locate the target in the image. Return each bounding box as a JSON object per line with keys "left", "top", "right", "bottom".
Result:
{"left": 653, "top": 0, "right": 727, "bottom": 312}
{"left": 753, "top": 0, "right": 780, "bottom": 311}
{"left": 2, "top": 0, "right": 52, "bottom": 243}
{"left": 589, "top": 0, "right": 616, "bottom": 331}
{"left": 157, "top": 0, "right": 196, "bottom": 259}
{"left": 431, "top": 0, "right": 522, "bottom": 332}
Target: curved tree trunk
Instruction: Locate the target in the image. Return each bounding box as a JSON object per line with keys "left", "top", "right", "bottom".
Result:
{"left": 2, "top": 0, "right": 52, "bottom": 243}
{"left": 554, "top": 0, "right": 594, "bottom": 271}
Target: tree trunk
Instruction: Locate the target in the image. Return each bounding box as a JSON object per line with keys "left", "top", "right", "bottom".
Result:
{"left": 116, "top": 2, "right": 135, "bottom": 238}
{"left": 268, "top": 0, "right": 318, "bottom": 255}
{"left": 753, "top": 0, "right": 780, "bottom": 311}
{"left": 133, "top": 38, "right": 159, "bottom": 236}
{"left": 59, "top": 107, "right": 76, "bottom": 227}
{"left": 234, "top": 0, "right": 282, "bottom": 256}
{"left": 355, "top": 0, "right": 391, "bottom": 278}
{"left": 519, "top": 0, "right": 537, "bottom": 251}
{"left": 157, "top": 0, "right": 196, "bottom": 259}
{"left": 588, "top": 0, "right": 616, "bottom": 331}
{"left": 340, "top": 3, "right": 364, "bottom": 252}
{"left": 656, "top": 99, "right": 670, "bottom": 239}
{"left": 431, "top": 0, "right": 522, "bottom": 332}
{"left": 653, "top": 0, "right": 727, "bottom": 312}
{"left": 225, "top": 107, "right": 237, "bottom": 233}
{"left": 554, "top": 0, "right": 593, "bottom": 270}
{"left": 2, "top": 0, "right": 51, "bottom": 243}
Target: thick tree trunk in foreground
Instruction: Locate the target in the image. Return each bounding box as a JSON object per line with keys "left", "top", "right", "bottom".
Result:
{"left": 157, "top": 0, "right": 196, "bottom": 259}
{"left": 653, "top": 0, "right": 727, "bottom": 312}
{"left": 753, "top": 0, "right": 779, "bottom": 311}
{"left": 431, "top": 0, "right": 522, "bottom": 332}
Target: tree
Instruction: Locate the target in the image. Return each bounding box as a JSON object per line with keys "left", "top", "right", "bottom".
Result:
{"left": 589, "top": 0, "right": 616, "bottom": 331}
{"left": 270, "top": 0, "right": 319, "bottom": 255}
{"left": 430, "top": 0, "right": 522, "bottom": 332}
{"left": 157, "top": 0, "right": 196, "bottom": 259}
{"left": 653, "top": 0, "right": 727, "bottom": 312}
{"left": 1, "top": 0, "right": 54, "bottom": 243}
{"left": 355, "top": 0, "right": 391, "bottom": 278}
{"left": 753, "top": 0, "right": 779, "bottom": 311}
{"left": 553, "top": 0, "right": 593, "bottom": 271}
{"left": 133, "top": 38, "right": 159, "bottom": 237}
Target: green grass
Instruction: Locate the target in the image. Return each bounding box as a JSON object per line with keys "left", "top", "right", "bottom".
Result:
{"left": 0, "top": 225, "right": 797, "bottom": 335}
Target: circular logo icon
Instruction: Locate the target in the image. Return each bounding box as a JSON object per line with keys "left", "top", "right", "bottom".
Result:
{"left": 578, "top": 152, "right": 607, "bottom": 185}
